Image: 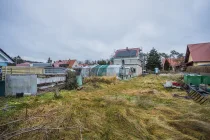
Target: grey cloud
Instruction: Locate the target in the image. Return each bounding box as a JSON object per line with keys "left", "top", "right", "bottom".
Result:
{"left": 0, "top": 0, "right": 210, "bottom": 62}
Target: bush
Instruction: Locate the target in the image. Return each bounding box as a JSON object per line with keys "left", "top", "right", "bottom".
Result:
{"left": 65, "top": 70, "right": 77, "bottom": 90}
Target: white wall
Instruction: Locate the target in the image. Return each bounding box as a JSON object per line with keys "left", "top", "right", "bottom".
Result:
{"left": 113, "top": 57, "right": 142, "bottom": 76}
{"left": 72, "top": 61, "right": 79, "bottom": 68}
{"left": 125, "top": 64, "right": 142, "bottom": 76}
{"left": 113, "top": 58, "right": 141, "bottom": 65}
{"left": 0, "top": 52, "right": 13, "bottom": 63}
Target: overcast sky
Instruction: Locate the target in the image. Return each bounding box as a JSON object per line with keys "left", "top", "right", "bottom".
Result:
{"left": 0, "top": 0, "right": 210, "bottom": 62}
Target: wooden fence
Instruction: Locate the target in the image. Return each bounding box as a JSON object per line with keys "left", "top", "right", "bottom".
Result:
{"left": 1, "top": 66, "right": 44, "bottom": 80}
{"left": 186, "top": 66, "right": 210, "bottom": 74}
{"left": 1, "top": 66, "right": 66, "bottom": 80}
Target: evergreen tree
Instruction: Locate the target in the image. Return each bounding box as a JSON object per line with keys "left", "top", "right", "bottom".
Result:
{"left": 97, "top": 59, "right": 107, "bottom": 65}
{"left": 47, "top": 57, "right": 52, "bottom": 63}
{"left": 159, "top": 53, "right": 169, "bottom": 59}
{"left": 170, "top": 50, "right": 179, "bottom": 58}
{"left": 164, "top": 59, "right": 170, "bottom": 71}
{"left": 13, "top": 56, "right": 24, "bottom": 64}
{"left": 146, "top": 48, "right": 161, "bottom": 71}
{"left": 85, "top": 60, "right": 90, "bottom": 64}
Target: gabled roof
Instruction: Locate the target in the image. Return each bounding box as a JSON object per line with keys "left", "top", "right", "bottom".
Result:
{"left": 53, "top": 60, "right": 76, "bottom": 67}
{"left": 185, "top": 42, "right": 210, "bottom": 62}
{"left": 69, "top": 60, "right": 76, "bottom": 67}
{"left": 53, "top": 60, "right": 69, "bottom": 67}
{"left": 0, "top": 48, "right": 14, "bottom": 63}
{"left": 114, "top": 48, "right": 140, "bottom": 58}
{"left": 162, "top": 58, "right": 184, "bottom": 67}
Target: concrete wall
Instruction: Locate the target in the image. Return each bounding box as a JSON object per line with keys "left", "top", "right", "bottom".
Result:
{"left": 37, "top": 76, "right": 66, "bottom": 85}
{"left": 5, "top": 74, "right": 37, "bottom": 96}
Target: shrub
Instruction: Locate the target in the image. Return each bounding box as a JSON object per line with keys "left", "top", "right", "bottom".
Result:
{"left": 65, "top": 70, "right": 77, "bottom": 90}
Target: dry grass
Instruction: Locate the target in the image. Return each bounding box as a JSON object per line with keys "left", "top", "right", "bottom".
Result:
{"left": 83, "top": 76, "right": 117, "bottom": 84}
{"left": 0, "top": 75, "right": 210, "bottom": 140}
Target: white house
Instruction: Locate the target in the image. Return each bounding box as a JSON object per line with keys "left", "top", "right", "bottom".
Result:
{"left": 113, "top": 47, "right": 143, "bottom": 76}
{"left": 0, "top": 48, "right": 14, "bottom": 66}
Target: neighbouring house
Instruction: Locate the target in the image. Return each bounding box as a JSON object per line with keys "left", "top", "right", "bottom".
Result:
{"left": 17, "top": 62, "right": 52, "bottom": 67}
{"left": 113, "top": 47, "right": 142, "bottom": 76}
{"left": 162, "top": 57, "right": 184, "bottom": 71}
{"left": 185, "top": 42, "right": 210, "bottom": 66}
{"left": 0, "top": 48, "right": 14, "bottom": 66}
{"left": 53, "top": 60, "right": 78, "bottom": 68}
{"left": 16, "top": 62, "right": 31, "bottom": 67}
{"left": 31, "top": 63, "right": 52, "bottom": 67}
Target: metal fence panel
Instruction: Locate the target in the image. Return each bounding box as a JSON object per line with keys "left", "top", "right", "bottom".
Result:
{"left": 5, "top": 74, "right": 37, "bottom": 96}
{"left": 44, "top": 67, "right": 66, "bottom": 74}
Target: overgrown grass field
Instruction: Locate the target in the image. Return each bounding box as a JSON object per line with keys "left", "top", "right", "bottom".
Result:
{"left": 0, "top": 75, "right": 210, "bottom": 140}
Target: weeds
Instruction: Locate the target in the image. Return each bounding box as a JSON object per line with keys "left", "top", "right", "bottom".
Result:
{"left": 0, "top": 75, "right": 210, "bottom": 139}
{"left": 136, "top": 95, "right": 155, "bottom": 110}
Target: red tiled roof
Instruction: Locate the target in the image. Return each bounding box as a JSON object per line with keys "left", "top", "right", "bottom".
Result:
{"left": 162, "top": 57, "right": 184, "bottom": 67}
{"left": 187, "top": 42, "right": 210, "bottom": 62}
{"left": 162, "top": 58, "right": 178, "bottom": 67}
{"left": 69, "top": 60, "right": 76, "bottom": 67}
{"left": 53, "top": 60, "right": 76, "bottom": 67}
{"left": 16, "top": 62, "right": 31, "bottom": 66}
{"left": 53, "top": 60, "right": 69, "bottom": 67}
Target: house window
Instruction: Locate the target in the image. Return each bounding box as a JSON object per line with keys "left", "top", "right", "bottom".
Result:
{"left": 131, "top": 68, "right": 136, "bottom": 73}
